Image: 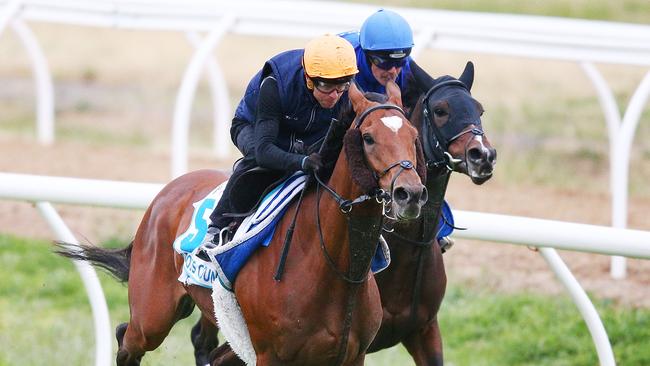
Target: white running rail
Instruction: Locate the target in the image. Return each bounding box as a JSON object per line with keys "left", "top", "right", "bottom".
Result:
{"left": 0, "top": 2, "right": 648, "bottom": 354}
{"left": 0, "top": 0, "right": 648, "bottom": 279}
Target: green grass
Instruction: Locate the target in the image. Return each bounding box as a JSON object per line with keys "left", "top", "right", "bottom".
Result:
{"left": 2, "top": 233, "right": 650, "bottom": 365}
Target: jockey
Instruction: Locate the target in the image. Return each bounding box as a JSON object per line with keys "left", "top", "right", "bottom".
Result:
{"left": 230, "top": 9, "right": 429, "bottom": 158}
{"left": 339, "top": 9, "right": 432, "bottom": 114}
{"left": 208, "top": 34, "right": 358, "bottom": 239}
{"left": 343, "top": 9, "right": 455, "bottom": 251}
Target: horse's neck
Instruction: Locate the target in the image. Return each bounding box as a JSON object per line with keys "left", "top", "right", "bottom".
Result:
{"left": 314, "top": 152, "right": 382, "bottom": 281}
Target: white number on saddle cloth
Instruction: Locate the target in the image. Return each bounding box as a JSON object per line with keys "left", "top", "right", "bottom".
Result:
{"left": 172, "top": 181, "right": 227, "bottom": 255}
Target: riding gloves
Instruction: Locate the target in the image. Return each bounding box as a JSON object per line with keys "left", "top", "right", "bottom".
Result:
{"left": 301, "top": 152, "right": 323, "bottom": 172}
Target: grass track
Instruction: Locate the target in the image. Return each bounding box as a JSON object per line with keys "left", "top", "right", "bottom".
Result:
{"left": 3, "top": 234, "right": 650, "bottom": 365}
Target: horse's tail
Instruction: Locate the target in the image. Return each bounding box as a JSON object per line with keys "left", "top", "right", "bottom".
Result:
{"left": 54, "top": 241, "right": 133, "bottom": 283}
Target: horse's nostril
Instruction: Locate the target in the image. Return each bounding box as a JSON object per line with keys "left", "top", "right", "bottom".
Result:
{"left": 393, "top": 187, "right": 409, "bottom": 202}
{"left": 488, "top": 148, "right": 497, "bottom": 164}
{"left": 468, "top": 147, "right": 482, "bottom": 162}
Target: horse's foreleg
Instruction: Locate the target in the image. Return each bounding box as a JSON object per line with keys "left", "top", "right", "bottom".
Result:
{"left": 402, "top": 318, "right": 444, "bottom": 366}
{"left": 192, "top": 314, "right": 220, "bottom": 366}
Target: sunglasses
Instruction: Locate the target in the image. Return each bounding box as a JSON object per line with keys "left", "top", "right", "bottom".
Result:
{"left": 368, "top": 54, "right": 408, "bottom": 70}
{"left": 313, "top": 79, "right": 351, "bottom": 94}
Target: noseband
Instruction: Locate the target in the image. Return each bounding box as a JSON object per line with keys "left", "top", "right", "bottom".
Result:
{"left": 421, "top": 80, "right": 485, "bottom": 171}
{"left": 311, "top": 103, "right": 417, "bottom": 283}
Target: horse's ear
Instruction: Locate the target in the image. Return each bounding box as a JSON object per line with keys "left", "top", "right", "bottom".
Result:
{"left": 459, "top": 61, "right": 475, "bottom": 91}
{"left": 385, "top": 79, "right": 403, "bottom": 107}
{"left": 349, "top": 82, "right": 371, "bottom": 115}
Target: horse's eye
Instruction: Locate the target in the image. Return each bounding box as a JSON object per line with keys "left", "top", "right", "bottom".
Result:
{"left": 433, "top": 108, "right": 448, "bottom": 117}
{"left": 362, "top": 134, "right": 375, "bottom": 145}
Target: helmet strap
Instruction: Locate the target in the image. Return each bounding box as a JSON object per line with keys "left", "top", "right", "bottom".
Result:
{"left": 304, "top": 73, "right": 314, "bottom": 90}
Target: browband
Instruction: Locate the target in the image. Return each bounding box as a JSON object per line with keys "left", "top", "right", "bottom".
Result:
{"left": 353, "top": 103, "right": 405, "bottom": 129}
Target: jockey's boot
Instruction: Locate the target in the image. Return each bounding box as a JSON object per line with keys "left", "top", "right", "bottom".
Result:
{"left": 196, "top": 224, "right": 233, "bottom": 263}
{"left": 439, "top": 236, "right": 454, "bottom": 253}
{"left": 207, "top": 220, "right": 238, "bottom": 247}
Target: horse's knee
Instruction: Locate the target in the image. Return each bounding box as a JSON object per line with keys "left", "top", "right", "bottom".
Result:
{"left": 115, "top": 324, "right": 147, "bottom": 366}
{"left": 116, "top": 322, "right": 128, "bottom": 348}
{"left": 191, "top": 319, "right": 202, "bottom": 344}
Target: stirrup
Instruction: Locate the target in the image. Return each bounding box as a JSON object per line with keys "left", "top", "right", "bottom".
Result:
{"left": 439, "top": 236, "right": 454, "bottom": 253}
{"left": 207, "top": 227, "right": 231, "bottom": 247}
{"left": 217, "top": 227, "right": 231, "bottom": 246}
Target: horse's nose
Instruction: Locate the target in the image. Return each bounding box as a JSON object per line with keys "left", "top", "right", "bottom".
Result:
{"left": 468, "top": 146, "right": 497, "bottom": 172}
{"left": 393, "top": 184, "right": 428, "bottom": 206}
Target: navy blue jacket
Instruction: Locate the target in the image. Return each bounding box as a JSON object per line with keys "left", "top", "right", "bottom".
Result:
{"left": 234, "top": 49, "right": 348, "bottom": 171}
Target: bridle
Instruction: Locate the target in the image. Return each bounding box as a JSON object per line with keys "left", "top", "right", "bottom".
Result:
{"left": 313, "top": 103, "right": 415, "bottom": 218}
{"left": 313, "top": 102, "right": 420, "bottom": 366}
{"left": 311, "top": 102, "right": 418, "bottom": 284}
{"left": 274, "top": 101, "right": 420, "bottom": 286}
{"left": 420, "top": 79, "right": 485, "bottom": 172}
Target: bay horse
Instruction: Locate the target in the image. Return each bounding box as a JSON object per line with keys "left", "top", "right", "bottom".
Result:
{"left": 367, "top": 61, "right": 497, "bottom": 365}
{"left": 202, "top": 62, "right": 496, "bottom": 366}
{"left": 56, "top": 80, "right": 429, "bottom": 366}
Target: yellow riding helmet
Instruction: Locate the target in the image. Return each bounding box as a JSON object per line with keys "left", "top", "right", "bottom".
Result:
{"left": 303, "top": 34, "right": 358, "bottom": 81}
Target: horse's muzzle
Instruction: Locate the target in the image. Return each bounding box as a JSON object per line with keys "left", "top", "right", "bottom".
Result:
{"left": 467, "top": 145, "right": 497, "bottom": 185}
{"left": 392, "top": 184, "right": 428, "bottom": 220}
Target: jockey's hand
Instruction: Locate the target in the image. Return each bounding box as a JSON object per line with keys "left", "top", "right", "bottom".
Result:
{"left": 301, "top": 153, "right": 323, "bottom": 173}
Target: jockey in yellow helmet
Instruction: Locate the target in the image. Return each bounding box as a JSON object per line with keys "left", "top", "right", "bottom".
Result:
{"left": 209, "top": 34, "right": 358, "bottom": 236}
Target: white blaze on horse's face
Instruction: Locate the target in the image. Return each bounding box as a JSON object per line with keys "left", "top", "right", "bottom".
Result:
{"left": 380, "top": 116, "right": 403, "bottom": 133}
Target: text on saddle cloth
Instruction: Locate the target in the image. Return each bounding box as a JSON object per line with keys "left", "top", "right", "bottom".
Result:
{"left": 174, "top": 172, "right": 307, "bottom": 289}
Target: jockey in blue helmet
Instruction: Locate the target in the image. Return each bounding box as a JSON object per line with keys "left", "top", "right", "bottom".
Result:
{"left": 340, "top": 9, "right": 432, "bottom": 114}
{"left": 342, "top": 9, "right": 456, "bottom": 252}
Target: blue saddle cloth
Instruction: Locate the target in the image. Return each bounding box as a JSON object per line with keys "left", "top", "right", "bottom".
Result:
{"left": 174, "top": 172, "right": 391, "bottom": 291}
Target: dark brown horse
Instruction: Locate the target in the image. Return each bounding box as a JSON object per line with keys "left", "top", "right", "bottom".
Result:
{"left": 203, "top": 62, "right": 496, "bottom": 366}
{"left": 56, "top": 80, "right": 429, "bottom": 366}
{"left": 367, "top": 61, "right": 496, "bottom": 365}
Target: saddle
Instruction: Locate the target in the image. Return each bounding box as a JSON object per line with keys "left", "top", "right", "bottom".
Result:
{"left": 226, "top": 166, "right": 292, "bottom": 218}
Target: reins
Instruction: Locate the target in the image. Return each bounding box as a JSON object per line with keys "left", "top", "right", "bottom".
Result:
{"left": 324, "top": 102, "right": 417, "bottom": 366}
{"left": 313, "top": 103, "right": 415, "bottom": 283}
{"left": 273, "top": 101, "right": 419, "bottom": 366}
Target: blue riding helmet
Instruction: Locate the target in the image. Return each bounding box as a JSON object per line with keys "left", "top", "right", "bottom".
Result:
{"left": 360, "top": 9, "right": 414, "bottom": 52}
